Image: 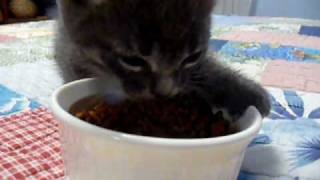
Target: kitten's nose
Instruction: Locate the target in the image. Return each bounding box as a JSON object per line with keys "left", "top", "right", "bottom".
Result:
{"left": 153, "top": 77, "right": 175, "bottom": 97}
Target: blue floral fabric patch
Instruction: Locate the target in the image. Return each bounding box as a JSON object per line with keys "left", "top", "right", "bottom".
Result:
{"left": 299, "top": 26, "right": 320, "bottom": 37}
{"left": 212, "top": 41, "right": 320, "bottom": 63}
{"left": 0, "top": 85, "right": 40, "bottom": 118}
{"left": 240, "top": 88, "right": 320, "bottom": 180}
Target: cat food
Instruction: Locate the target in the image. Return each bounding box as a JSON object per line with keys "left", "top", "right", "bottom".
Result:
{"left": 70, "top": 94, "right": 233, "bottom": 138}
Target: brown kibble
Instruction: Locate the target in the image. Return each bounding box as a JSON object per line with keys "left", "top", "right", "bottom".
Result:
{"left": 70, "top": 94, "right": 233, "bottom": 139}
{"left": 211, "top": 122, "right": 226, "bottom": 137}
{"left": 75, "top": 112, "right": 87, "bottom": 119}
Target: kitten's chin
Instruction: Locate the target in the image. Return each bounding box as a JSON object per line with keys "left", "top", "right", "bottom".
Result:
{"left": 126, "top": 90, "right": 154, "bottom": 100}
{"left": 153, "top": 86, "right": 181, "bottom": 99}
{"left": 170, "top": 86, "right": 180, "bottom": 97}
{"left": 124, "top": 86, "right": 181, "bottom": 101}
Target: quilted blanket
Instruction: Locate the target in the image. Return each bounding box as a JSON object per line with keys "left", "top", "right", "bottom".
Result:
{"left": 0, "top": 15, "right": 320, "bottom": 179}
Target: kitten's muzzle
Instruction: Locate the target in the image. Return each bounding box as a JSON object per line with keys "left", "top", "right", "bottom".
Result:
{"left": 152, "top": 77, "right": 178, "bottom": 97}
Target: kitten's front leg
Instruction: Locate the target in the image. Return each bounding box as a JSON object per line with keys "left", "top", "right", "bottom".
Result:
{"left": 192, "top": 59, "right": 271, "bottom": 119}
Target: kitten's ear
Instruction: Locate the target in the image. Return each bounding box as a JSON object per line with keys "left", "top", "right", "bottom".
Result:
{"left": 196, "top": 0, "right": 216, "bottom": 16}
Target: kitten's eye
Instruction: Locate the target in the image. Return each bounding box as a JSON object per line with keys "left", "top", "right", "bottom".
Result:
{"left": 181, "top": 51, "right": 202, "bottom": 69}
{"left": 119, "top": 56, "right": 148, "bottom": 72}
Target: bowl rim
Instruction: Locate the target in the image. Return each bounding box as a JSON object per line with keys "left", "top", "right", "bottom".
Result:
{"left": 51, "top": 78, "right": 262, "bottom": 148}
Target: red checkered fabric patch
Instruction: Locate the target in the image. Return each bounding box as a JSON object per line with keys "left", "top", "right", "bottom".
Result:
{"left": 0, "top": 108, "right": 65, "bottom": 179}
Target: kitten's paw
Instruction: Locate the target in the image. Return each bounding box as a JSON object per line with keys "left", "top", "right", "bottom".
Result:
{"left": 223, "top": 86, "right": 271, "bottom": 120}
{"left": 251, "top": 89, "right": 271, "bottom": 117}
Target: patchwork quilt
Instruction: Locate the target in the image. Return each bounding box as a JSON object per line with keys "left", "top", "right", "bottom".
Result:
{"left": 0, "top": 15, "right": 320, "bottom": 179}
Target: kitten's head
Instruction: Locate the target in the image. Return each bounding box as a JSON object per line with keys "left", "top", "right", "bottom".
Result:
{"left": 58, "top": 0, "right": 215, "bottom": 99}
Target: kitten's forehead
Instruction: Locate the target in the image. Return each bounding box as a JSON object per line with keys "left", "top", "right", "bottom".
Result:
{"left": 61, "top": 0, "right": 214, "bottom": 63}
{"left": 143, "top": 45, "right": 183, "bottom": 73}
{"left": 61, "top": 0, "right": 214, "bottom": 35}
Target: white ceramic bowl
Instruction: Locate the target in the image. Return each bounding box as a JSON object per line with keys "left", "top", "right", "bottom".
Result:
{"left": 51, "top": 78, "right": 262, "bottom": 180}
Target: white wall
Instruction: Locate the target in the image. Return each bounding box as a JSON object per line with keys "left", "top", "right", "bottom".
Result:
{"left": 214, "top": 0, "right": 253, "bottom": 16}
{"left": 250, "top": 0, "right": 320, "bottom": 20}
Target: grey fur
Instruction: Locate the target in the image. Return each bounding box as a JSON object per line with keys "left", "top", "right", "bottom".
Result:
{"left": 55, "top": 0, "right": 270, "bottom": 118}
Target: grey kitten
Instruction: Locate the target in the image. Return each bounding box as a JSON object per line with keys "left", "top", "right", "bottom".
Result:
{"left": 55, "top": 0, "right": 271, "bottom": 118}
